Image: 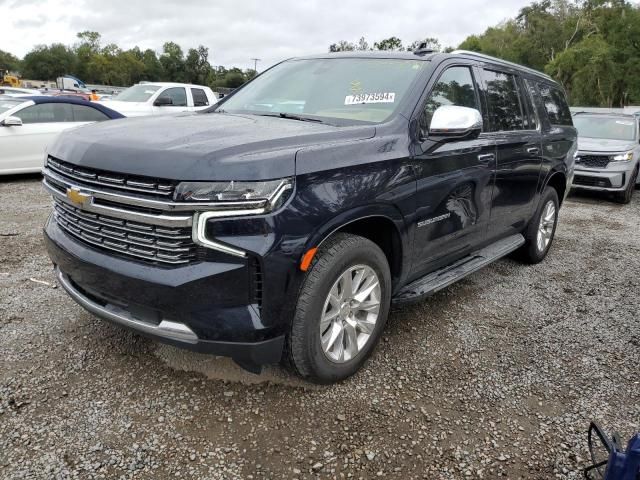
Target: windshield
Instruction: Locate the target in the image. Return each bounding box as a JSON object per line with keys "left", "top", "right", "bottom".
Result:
{"left": 217, "top": 58, "right": 427, "bottom": 125}
{"left": 112, "top": 84, "right": 161, "bottom": 102}
{"left": 0, "top": 98, "right": 23, "bottom": 115}
{"left": 574, "top": 116, "right": 637, "bottom": 141}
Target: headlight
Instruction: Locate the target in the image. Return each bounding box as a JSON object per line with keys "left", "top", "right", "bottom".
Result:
{"left": 611, "top": 151, "right": 634, "bottom": 162}
{"left": 175, "top": 178, "right": 293, "bottom": 214}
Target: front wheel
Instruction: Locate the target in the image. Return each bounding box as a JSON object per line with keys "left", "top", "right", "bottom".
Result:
{"left": 285, "top": 233, "right": 391, "bottom": 384}
{"left": 516, "top": 187, "right": 559, "bottom": 264}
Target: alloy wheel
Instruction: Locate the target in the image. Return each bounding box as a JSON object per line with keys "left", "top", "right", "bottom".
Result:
{"left": 537, "top": 200, "right": 556, "bottom": 253}
{"left": 319, "top": 265, "right": 381, "bottom": 363}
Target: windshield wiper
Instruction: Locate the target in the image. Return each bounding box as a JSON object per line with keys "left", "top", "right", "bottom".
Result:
{"left": 257, "top": 112, "right": 325, "bottom": 124}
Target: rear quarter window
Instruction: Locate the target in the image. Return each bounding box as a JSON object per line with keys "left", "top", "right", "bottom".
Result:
{"left": 537, "top": 84, "right": 572, "bottom": 126}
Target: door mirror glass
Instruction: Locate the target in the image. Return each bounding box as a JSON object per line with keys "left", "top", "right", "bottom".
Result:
{"left": 428, "top": 105, "right": 482, "bottom": 141}
{"left": 153, "top": 96, "right": 173, "bottom": 107}
{"left": 1, "top": 116, "right": 22, "bottom": 127}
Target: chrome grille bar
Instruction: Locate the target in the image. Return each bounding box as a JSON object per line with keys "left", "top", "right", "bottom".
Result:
{"left": 53, "top": 198, "right": 197, "bottom": 265}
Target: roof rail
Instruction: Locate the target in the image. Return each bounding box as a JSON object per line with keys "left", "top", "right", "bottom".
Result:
{"left": 451, "top": 50, "right": 553, "bottom": 80}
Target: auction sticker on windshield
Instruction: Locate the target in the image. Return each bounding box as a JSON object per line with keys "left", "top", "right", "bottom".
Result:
{"left": 345, "top": 92, "right": 395, "bottom": 105}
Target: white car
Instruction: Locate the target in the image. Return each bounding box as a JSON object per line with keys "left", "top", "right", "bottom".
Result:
{"left": 0, "top": 96, "right": 124, "bottom": 175}
{"left": 100, "top": 82, "right": 218, "bottom": 117}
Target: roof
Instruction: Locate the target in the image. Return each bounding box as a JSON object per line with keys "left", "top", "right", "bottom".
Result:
{"left": 136, "top": 82, "right": 210, "bottom": 88}
{"left": 288, "top": 51, "right": 554, "bottom": 82}
{"left": 16, "top": 95, "right": 125, "bottom": 118}
{"left": 291, "top": 51, "right": 436, "bottom": 61}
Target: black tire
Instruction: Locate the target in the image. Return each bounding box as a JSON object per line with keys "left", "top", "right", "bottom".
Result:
{"left": 285, "top": 233, "right": 391, "bottom": 384}
{"left": 615, "top": 167, "right": 638, "bottom": 204}
{"left": 516, "top": 187, "right": 559, "bottom": 264}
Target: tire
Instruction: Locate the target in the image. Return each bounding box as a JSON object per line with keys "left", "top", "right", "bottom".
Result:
{"left": 615, "top": 167, "right": 638, "bottom": 204}
{"left": 516, "top": 187, "right": 559, "bottom": 264}
{"left": 285, "top": 233, "right": 392, "bottom": 384}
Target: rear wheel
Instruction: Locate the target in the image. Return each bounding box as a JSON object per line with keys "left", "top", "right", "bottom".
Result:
{"left": 285, "top": 233, "right": 391, "bottom": 384}
{"left": 615, "top": 167, "right": 638, "bottom": 204}
{"left": 516, "top": 187, "right": 559, "bottom": 264}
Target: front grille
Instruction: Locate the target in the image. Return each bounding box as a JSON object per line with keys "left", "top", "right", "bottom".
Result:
{"left": 573, "top": 175, "right": 612, "bottom": 188}
{"left": 576, "top": 155, "right": 610, "bottom": 169}
{"left": 53, "top": 197, "right": 198, "bottom": 265}
{"left": 47, "top": 156, "right": 177, "bottom": 199}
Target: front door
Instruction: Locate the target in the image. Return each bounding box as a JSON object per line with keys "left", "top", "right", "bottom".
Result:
{"left": 411, "top": 64, "right": 496, "bottom": 277}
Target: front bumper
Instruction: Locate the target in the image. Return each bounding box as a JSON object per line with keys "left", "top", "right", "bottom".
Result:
{"left": 571, "top": 168, "right": 628, "bottom": 192}
{"left": 44, "top": 216, "right": 285, "bottom": 368}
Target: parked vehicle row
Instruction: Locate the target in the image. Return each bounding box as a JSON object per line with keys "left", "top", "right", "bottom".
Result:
{"left": 41, "top": 49, "right": 576, "bottom": 383}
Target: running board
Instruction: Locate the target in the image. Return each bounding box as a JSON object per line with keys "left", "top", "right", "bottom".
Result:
{"left": 393, "top": 234, "right": 525, "bottom": 304}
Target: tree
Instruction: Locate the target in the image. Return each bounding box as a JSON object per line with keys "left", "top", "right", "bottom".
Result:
{"left": 141, "top": 49, "right": 164, "bottom": 81}
{"left": 21, "top": 44, "right": 77, "bottom": 80}
{"left": 408, "top": 37, "right": 442, "bottom": 52}
{"left": 159, "top": 42, "right": 185, "bottom": 82}
{"left": 373, "top": 37, "right": 404, "bottom": 51}
{"left": 329, "top": 40, "right": 356, "bottom": 52}
{"left": 74, "top": 31, "right": 102, "bottom": 81}
{"left": 0, "top": 49, "right": 20, "bottom": 73}
{"left": 185, "top": 46, "right": 212, "bottom": 85}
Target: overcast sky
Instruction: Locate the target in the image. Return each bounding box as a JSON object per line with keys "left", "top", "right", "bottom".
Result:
{"left": 2, "top": 0, "right": 534, "bottom": 70}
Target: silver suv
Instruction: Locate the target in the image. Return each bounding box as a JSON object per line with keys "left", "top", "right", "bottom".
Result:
{"left": 572, "top": 112, "right": 640, "bottom": 203}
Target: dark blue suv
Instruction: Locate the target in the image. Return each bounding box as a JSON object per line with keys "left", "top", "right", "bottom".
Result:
{"left": 43, "top": 50, "right": 576, "bottom": 383}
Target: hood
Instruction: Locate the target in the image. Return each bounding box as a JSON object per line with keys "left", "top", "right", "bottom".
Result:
{"left": 578, "top": 137, "right": 637, "bottom": 154}
{"left": 47, "top": 112, "right": 376, "bottom": 181}
{"left": 99, "top": 100, "right": 153, "bottom": 117}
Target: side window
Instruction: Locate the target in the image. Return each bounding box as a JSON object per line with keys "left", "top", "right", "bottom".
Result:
{"left": 421, "top": 66, "right": 480, "bottom": 136}
{"left": 537, "top": 84, "right": 573, "bottom": 126}
{"left": 15, "top": 103, "right": 74, "bottom": 124}
{"left": 157, "top": 87, "right": 187, "bottom": 107}
{"left": 521, "top": 79, "right": 539, "bottom": 130}
{"left": 483, "top": 70, "right": 525, "bottom": 131}
{"left": 191, "top": 88, "right": 209, "bottom": 107}
{"left": 71, "top": 105, "right": 110, "bottom": 122}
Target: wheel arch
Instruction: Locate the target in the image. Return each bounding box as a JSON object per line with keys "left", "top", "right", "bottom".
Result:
{"left": 542, "top": 169, "right": 568, "bottom": 206}
{"left": 306, "top": 205, "right": 409, "bottom": 290}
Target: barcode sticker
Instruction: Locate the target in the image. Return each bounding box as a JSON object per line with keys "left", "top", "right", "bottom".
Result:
{"left": 345, "top": 92, "right": 396, "bottom": 105}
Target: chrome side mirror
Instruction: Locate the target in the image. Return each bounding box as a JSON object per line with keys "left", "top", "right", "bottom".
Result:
{"left": 1, "top": 116, "right": 22, "bottom": 127}
{"left": 429, "top": 105, "right": 482, "bottom": 141}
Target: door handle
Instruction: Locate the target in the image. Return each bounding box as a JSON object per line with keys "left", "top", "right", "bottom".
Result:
{"left": 477, "top": 154, "right": 495, "bottom": 163}
{"left": 527, "top": 147, "right": 540, "bottom": 155}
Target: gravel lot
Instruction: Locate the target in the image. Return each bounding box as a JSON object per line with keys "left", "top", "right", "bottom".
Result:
{"left": 1, "top": 176, "right": 638, "bottom": 479}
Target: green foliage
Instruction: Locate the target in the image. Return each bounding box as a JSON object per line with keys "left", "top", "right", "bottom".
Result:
{"left": 0, "top": 49, "right": 21, "bottom": 72}
{"left": 11, "top": 32, "right": 255, "bottom": 90}
{"left": 373, "top": 37, "right": 404, "bottom": 51}
{"left": 458, "top": 0, "right": 640, "bottom": 106}
{"left": 21, "top": 44, "right": 77, "bottom": 80}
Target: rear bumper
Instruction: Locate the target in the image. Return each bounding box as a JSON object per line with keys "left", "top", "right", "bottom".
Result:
{"left": 44, "top": 216, "right": 285, "bottom": 366}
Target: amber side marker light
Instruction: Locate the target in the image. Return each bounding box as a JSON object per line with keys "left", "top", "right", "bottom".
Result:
{"left": 300, "top": 247, "right": 318, "bottom": 272}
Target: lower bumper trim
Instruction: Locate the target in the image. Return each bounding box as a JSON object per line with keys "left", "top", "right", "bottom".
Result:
{"left": 54, "top": 266, "right": 285, "bottom": 367}
{"left": 57, "top": 267, "right": 200, "bottom": 344}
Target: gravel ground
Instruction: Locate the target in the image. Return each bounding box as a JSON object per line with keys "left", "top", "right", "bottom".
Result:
{"left": 0, "top": 175, "right": 638, "bottom": 480}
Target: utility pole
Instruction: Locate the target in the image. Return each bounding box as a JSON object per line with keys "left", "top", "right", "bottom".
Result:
{"left": 251, "top": 58, "right": 261, "bottom": 72}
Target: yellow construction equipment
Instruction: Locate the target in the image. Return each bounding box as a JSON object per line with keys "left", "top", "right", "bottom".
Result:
{"left": 2, "top": 72, "right": 21, "bottom": 88}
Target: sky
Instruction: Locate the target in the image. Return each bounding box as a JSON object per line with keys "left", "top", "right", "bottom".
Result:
{"left": 1, "top": 0, "right": 535, "bottom": 71}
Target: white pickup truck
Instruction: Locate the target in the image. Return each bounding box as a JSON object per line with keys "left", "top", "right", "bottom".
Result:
{"left": 100, "top": 82, "right": 218, "bottom": 117}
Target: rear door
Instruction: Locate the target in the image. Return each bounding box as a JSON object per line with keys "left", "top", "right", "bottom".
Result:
{"left": 479, "top": 68, "right": 543, "bottom": 239}
{"left": 411, "top": 63, "right": 497, "bottom": 277}
{"left": 190, "top": 87, "right": 212, "bottom": 111}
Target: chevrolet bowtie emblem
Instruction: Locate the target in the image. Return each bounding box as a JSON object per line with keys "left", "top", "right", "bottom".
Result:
{"left": 66, "top": 188, "right": 91, "bottom": 207}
